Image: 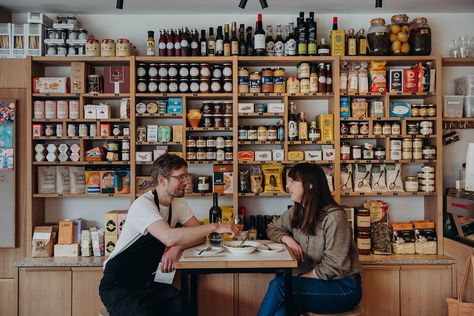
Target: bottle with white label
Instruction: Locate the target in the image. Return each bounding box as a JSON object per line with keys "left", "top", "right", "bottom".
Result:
{"left": 254, "top": 14, "right": 266, "bottom": 56}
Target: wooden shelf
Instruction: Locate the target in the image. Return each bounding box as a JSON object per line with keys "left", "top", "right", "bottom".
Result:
{"left": 340, "top": 159, "right": 437, "bottom": 164}
{"left": 136, "top": 113, "right": 182, "bottom": 118}
{"left": 340, "top": 56, "right": 437, "bottom": 63}
{"left": 238, "top": 92, "right": 334, "bottom": 98}
{"left": 136, "top": 56, "right": 234, "bottom": 63}
{"left": 136, "top": 141, "right": 182, "bottom": 145}
{"left": 82, "top": 93, "right": 130, "bottom": 98}
{"left": 387, "top": 92, "right": 435, "bottom": 97}
{"left": 238, "top": 113, "right": 284, "bottom": 117}
{"left": 33, "top": 161, "right": 130, "bottom": 165}
{"left": 33, "top": 193, "right": 131, "bottom": 198}
{"left": 33, "top": 118, "right": 131, "bottom": 123}
{"left": 341, "top": 135, "right": 390, "bottom": 139}
{"left": 32, "top": 93, "right": 79, "bottom": 97}
{"left": 288, "top": 140, "right": 334, "bottom": 145}
{"left": 441, "top": 57, "right": 474, "bottom": 67}
{"left": 237, "top": 160, "right": 332, "bottom": 165}
{"left": 238, "top": 192, "right": 290, "bottom": 197}
{"left": 187, "top": 160, "right": 232, "bottom": 165}
{"left": 186, "top": 127, "right": 233, "bottom": 131}
{"left": 32, "top": 56, "right": 132, "bottom": 65}
{"left": 341, "top": 191, "right": 436, "bottom": 197}
{"left": 340, "top": 117, "right": 436, "bottom": 121}
{"left": 136, "top": 93, "right": 232, "bottom": 98}
{"left": 186, "top": 192, "right": 233, "bottom": 197}
{"left": 341, "top": 93, "right": 385, "bottom": 97}
{"left": 238, "top": 140, "right": 282, "bottom": 145}
{"left": 33, "top": 136, "right": 130, "bottom": 140}
{"left": 237, "top": 56, "right": 335, "bottom": 66}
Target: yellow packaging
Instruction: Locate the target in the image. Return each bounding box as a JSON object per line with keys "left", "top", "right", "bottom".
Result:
{"left": 262, "top": 164, "right": 284, "bottom": 193}
{"left": 222, "top": 205, "right": 234, "bottom": 241}
{"left": 317, "top": 114, "right": 334, "bottom": 142}
{"left": 104, "top": 211, "right": 119, "bottom": 235}
{"left": 330, "top": 29, "right": 346, "bottom": 56}
{"left": 58, "top": 220, "right": 74, "bottom": 245}
{"left": 172, "top": 125, "right": 183, "bottom": 143}
{"left": 288, "top": 151, "right": 304, "bottom": 161}
{"left": 105, "top": 234, "right": 118, "bottom": 257}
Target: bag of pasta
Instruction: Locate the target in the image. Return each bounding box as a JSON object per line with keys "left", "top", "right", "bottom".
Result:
{"left": 262, "top": 164, "right": 284, "bottom": 193}
{"left": 250, "top": 166, "right": 263, "bottom": 194}
{"left": 370, "top": 61, "right": 387, "bottom": 93}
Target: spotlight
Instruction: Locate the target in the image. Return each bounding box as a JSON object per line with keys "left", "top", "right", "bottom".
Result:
{"left": 375, "top": 0, "right": 382, "bottom": 8}
{"left": 116, "top": 0, "right": 124, "bottom": 9}
{"left": 259, "top": 0, "right": 268, "bottom": 9}
{"left": 239, "top": 0, "right": 248, "bottom": 9}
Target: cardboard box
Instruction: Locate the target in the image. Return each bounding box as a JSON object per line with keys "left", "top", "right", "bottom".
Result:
{"left": 104, "top": 66, "right": 130, "bottom": 94}
{"left": 272, "top": 149, "right": 284, "bottom": 161}
{"left": 83, "top": 104, "right": 96, "bottom": 119}
{"left": 305, "top": 150, "right": 322, "bottom": 161}
{"left": 114, "top": 170, "right": 130, "bottom": 194}
{"left": 104, "top": 211, "right": 118, "bottom": 235}
{"left": 32, "top": 226, "right": 55, "bottom": 257}
{"left": 136, "top": 151, "right": 153, "bottom": 162}
{"left": 267, "top": 103, "right": 284, "bottom": 113}
{"left": 213, "top": 164, "right": 233, "bottom": 194}
{"left": 81, "top": 229, "right": 91, "bottom": 257}
{"left": 96, "top": 104, "right": 111, "bottom": 119}
{"left": 72, "top": 218, "right": 85, "bottom": 243}
{"left": 158, "top": 126, "right": 171, "bottom": 142}
{"left": 255, "top": 151, "right": 272, "bottom": 162}
{"left": 117, "top": 211, "right": 128, "bottom": 236}
{"left": 35, "top": 77, "right": 68, "bottom": 94}
{"left": 167, "top": 98, "right": 183, "bottom": 114}
{"left": 85, "top": 170, "right": 101, "bottom": 194}
{"left": 105, "top": 234, "right": 118, "bottom": 257}
{"left": 100, "top": 170, "right": 115, "bottom": 194}
{"left": 58, "top": 220, "right": 74, "bottom": 244}
{"left": 389, "top": 69, "right": 404, "bottom": 93}
{"left": 317, "top": 114, "right": 334, "bottom": 142}
{"left": 71, "top": 62, "right": 86, "bottom": 93}
{"left": 147, "top": 125, "right": 158, "bottom": 142}
{"left": 54, "top": 243, "right": 79, "bottom": 257}
{"left": 238, "top": 103, "right": 254, "bottom": 113}
{"left": 288, "top": 151, "right": 304, "bottom": 161}
{"left": 136, "top": 176, "right": 153, "bottom": 194}
{"left": 172, "top": 125, "right": 182, "bottom": 143}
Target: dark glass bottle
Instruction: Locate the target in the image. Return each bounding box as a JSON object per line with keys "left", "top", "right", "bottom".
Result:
{"left": 346, "top": 28, "right": 357, "bottom": 56}
{"left": 167, "top": 29, "right": 175, "bottom": 56}
{"left": 200, "top": 29, "right": 207, "bottom": 56}
{"left": 158, "top": 29, "right": 167, "bottom": 56}
{"left": 231, "top": 22, "right": 239, "bottom": 55}
{"left": 307, "top": 12, "right": 317, "bottom": 56}
{"left": 288, "top": 102, "right": 298, "bottom": 141}
{"left": 208, "top": 27, "right": 216, "bottom": 56}
{"left": 215, "top": 26, "right": 224, "bottom": 56}
{"left": 318, "top": 63, "right": 327, "bottom": 93}
{"left": 246, "top": 26, "right": 254, "bottom": 56}
{"left": 223, "top": 24, "right": 231, "bottom": 57}
{"left": 239, "top": 24, "right": 247, "bottom": 56}
{"left": 297, "top": 15, "right": 307, "bottom": 56}
{"left": 254, "top": 14, "right": 266, "bottom": 56}
{"left": 318, "top": 37, "right": 330, "bottom": 56}
{"left": 357, "top": 29, "right": 368, "bottom": 56}
{"left": 191, "top": 29, "right": 200, "bottom": 56}
{"left": 174, "top": 28, "right": 181, "bottom": 56}
{"left": 274, "top": 24, "right": 285, "bottom": 56}
{"left": 181, "top": 27, "right": 190, "bottom": 56}
{"left": 209, "top": 193, "right": 222, "bottom": 246}
{"left": 284, "top": 22, "right": 297, "bottom": 56}
{"left": 265, "top": 25, "right": 275, "bottom": 56}
{"left": 325, "top": 63, "right": 333, "bottom": 93}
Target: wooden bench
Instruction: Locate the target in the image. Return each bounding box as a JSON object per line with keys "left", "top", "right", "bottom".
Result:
{"left": 302, "top": 305, "right": 362, "bottom": 316}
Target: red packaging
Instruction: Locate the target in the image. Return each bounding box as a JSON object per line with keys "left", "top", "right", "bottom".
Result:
{"left": 403, "top": 69, "right": 418, "bottom": 93}
{"left": 100, "top": 124, "right": 111, "bottom": 136}
{"left": 104, "top": 66, "right": 130, "bottom": 94}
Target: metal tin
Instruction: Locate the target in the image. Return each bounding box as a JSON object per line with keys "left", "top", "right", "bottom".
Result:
{"left": 374, "top": 147, "right": 386, "bottom": 159}
{"left": 352, "top": 145, "right": 362, "bottom": 160}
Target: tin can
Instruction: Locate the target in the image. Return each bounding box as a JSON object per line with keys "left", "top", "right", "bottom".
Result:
{"left": 286, "top": 76, "right": 299, "bottom": 94}
{"left": 137, "top": 126, "right": 147, "bottom": 142}
{"left": 88, "top": 74, "right": 102, "bottom": 93}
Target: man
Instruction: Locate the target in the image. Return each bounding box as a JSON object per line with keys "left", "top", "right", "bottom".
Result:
{"left": 99, "top": 154, "right": 240, "bottom": 316}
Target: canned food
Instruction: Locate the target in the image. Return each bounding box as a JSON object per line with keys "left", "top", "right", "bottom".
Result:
{"left": 249, "top": 72, "right": 262, "bottom": 93}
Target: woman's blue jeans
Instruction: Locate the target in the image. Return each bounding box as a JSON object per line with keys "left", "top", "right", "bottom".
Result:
{"left": 257, "top": 273, "right": 362, "bottom": 316}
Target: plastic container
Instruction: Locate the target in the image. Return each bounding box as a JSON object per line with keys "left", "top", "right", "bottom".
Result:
{"left": 443, "top": 95, "right": 464, "bottom": 118}
{"left": 454, "top": 75, "right": 474, "bottom": 96}
{"left": 464, "top": 96, "right": 474, "bottom": 117}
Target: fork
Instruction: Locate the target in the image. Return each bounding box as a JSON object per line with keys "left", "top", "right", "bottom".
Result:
{"left": 198, "top": 246, "right": 211, "bottom": 255}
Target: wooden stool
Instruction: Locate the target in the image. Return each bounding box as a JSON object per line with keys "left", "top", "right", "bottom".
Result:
{"left": 99, "top": 306, "right": 109, "bottom": 316}
{"left": 302, "top": 305, "right": 362, "bottom": 316}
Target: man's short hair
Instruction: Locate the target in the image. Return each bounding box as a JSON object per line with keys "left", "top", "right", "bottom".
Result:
{"left": 151, "top": 154, "right": 187, "bottom": 185}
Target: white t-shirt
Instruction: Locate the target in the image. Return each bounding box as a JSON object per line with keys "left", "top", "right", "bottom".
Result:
{"left": 104, "top": 190, "right": 194, "bottom": 266}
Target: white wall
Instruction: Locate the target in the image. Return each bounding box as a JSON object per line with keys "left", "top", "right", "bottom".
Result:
{"left": 11, "top": 11, "right": 474, "bottom": 226}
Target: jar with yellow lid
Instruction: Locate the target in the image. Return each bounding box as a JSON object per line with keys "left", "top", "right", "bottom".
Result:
{"left": 257, "top": 125, "right": 268, "bottom": 141}
{"left": 101, "top": 39, "right": 116, "bottom": 57}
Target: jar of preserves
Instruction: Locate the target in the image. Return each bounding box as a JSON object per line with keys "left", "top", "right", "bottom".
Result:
{"left": 196, "top": 136, "right": 206, "bottom": 148}
{"left": 224, "top": 147, "right": 233, "bottom": 161}
{"left": 222, "top": 63, "right": 232, "bottom": 79}
{"left": 352, "top": 145, "right": 362, "bottom": 160}
{"left": 341, "top": 142, "right": 351, "bottom": 160}
{"left": 412, "top": 138, "right": 423, "bottom": 149}
{"left": 267, "top": 126, "right": 277, "bottom": 140}
{"left": 300, "top": 78, "right": 310, "bottom": 94}
{"left": 359, "top": 121, "right": 369, "bottom": 135}
{"left": 391, "top": 122, "right": 401, "bottom": 135}
{"left": 168, "top": 79, "right": 178, "bottom": 93}
{"left": 186, "top": 148, "right": 196, "bottom": 160}
{"left": 410, "top": 17, "right": 431, "bottom": 55}
{"left": 349, "top": 122, "right": 359, "bottom": 135}
{"left": 389, "top": 14, "right": 410, "bottom": 55}
{"left": 239, "top": 67, "right": 250, "bottom": 93}
{"left": 158, "top": 79, "right": 168, "bottom": 93}
{"left": 199, "top": 79, "right": 210, "bottom": 93}
{"left": 100, "top": 39, "right": 116, "bottom": 57}
{"left": 137, "top": 79, "right": 147, "bottom": 93}
{"left": 287, "top": 76, "right": 299, "bottom": 94}
{"left": 357, "top": 209, "right": 371, "bottom": 233}
{"left": 373, "top": 122, "right": 383, "bottom": 135}
{"left": 340, "top": 122, "right": 349, "bottom": 135}
{"left": 46, "top": 44, "right": 57, "bottom": 56}
{"left": 402, "top": 149, "right": 413, "bottom": 160}
{"left": 189, "top": 64, "right": 200, "bottom": 78}
{"left": 238, "top": 126, "right": 248, "bottom": 140}
{"left": 382, "top": 122, "right": 392, "bottom": 135}
{"left": 223, "top": 114, "right": 232, "bottom": 128}
{"left": 419, "top": 105, "right": 428, "bottom": 117}
{"left": 206, "top": 148, "right": 217, "bottom": 161}
{"left": 411, "top": 104, "right": 420, "bottom": 117}
{"left": 374, "top": 147, "right": 386, "bottom": 160}
{"left": 257, "top": 125, "right": 268, "bottom": 141}
{"left": 413, "top": 148, "right": 423, "bottom": 160}
{"left": 197, "top": 148, "right": 207, "bottom": 160}
{"left": 249, "top": 72, "right": 262, "bottom": 93}
{"left": 405, "top": 176, "right": 419, "bottom": 192}
{"left": 197, "top": 176, "right": 210, "bottom": 192}
{"left": 186, "top": 136, "right": 196, "bottom": 148}
{"left": 367, "top": 18, "right": 390, "bottom": 56}
{"left": 215, "top": 136, "right": 225, "bottom": 149}
{"left": 201, "top": 114, "right": 211, "bottom": 128}
{"left": 116, "top": 38, "right": 131, "bottom": 57}
{"left": 212, "top": 65, "right": 222, "bottom": 79}
{"left": 213, "top": 114, "right": 223, "bottom": 128}
{"left": 78, "top": 29, "right": 89, "bottom": 41}
{"left": 206, "top": 136, "right": 216, "bottom": 148}
{"left": 190, "top": 79, "right": 200, "bottom": 93}
{"left": 57, "top": 44, "right": 67, "bottom": 56}
{"left": 224, "top": 136, "right": 233, "bottom": 148}
{"left": 274, "top": 68, "right": 286, "bottom": 93}
{"left": 216, "top": 149, "right": 225, "bottom": 161}
{"left": 168, "top": 64, "right": 178, "bottom": 78}
{"left": 158, "top": 64, "right": 168, "bottom": 78}
{"left": 402, "top": 138, "right": 413, "bottom": 150}
{"left": 261, "top": 68, "right": 274, "bottom": 93}
{"left": 427, "top": 104, "right": 436, "bottom": 117}
{"left": 422, "top": 146, "right": 436, "bottom": 159}
{"left": 223, "top": 79, "right": 233, "bottom": 93}
{"left": 179, "top": 64, "right": 189, "bottom": 78}
{"left": 407, "top": 123, "right": 419, "bottom": 135}
{"left": 148, "top": 79, "right": 158, "bottom": 93}
{"left": 86, "top": 38, "right": 100, "bottom": 56}
{"left": 357, "top": 232, "right": 371, "bottom": 255}
{"left": 248, "top": 126, "right": 258, "bottom": 140}
{"left": 179, "top": 81, "right": 189, "bottom": 93}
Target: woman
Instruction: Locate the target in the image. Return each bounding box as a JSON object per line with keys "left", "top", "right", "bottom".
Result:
{"left": 258, "top": 163, "right": 361, "bottom": 316}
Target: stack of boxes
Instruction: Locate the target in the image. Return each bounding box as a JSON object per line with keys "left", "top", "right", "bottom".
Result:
{"left": 104, "top": 210, "right": 128, "bottom": 256}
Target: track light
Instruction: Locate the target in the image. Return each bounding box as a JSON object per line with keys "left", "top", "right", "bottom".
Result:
{"left": 116, "top": 0, "right": 124, "bottom": 9}
{"left": 259, "top": 0, "right": 268, "bottom": 9}
{"left": 375, "top": 0, "right": 382, "bottom": 8}
{"left": 239, "top": 0, "right": 248, "bottom": 9}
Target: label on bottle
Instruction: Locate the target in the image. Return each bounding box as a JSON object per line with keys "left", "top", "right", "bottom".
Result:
{"left": 310, "top": 77, "right": 318, "bottom": 92}
{"left": 285, "top": 39, "right": 297, "bottom": 55}
{"left": 254, "top": 34, "right": 266, "bottom": 50}
{"left": 357, "top": 216, "right": 371, "bottom": 228}
{"left": 309, "top": 130, "right": 317, "bottom": 141}
{"left": 200, "top": 42, "right": 207, "bottom": 55}
{"left": 266, "top": 41, "right": 275, "bottom": 56}
{"left": 299, "top": 122, "right": 308, "bottom": 140}
{"left": 357, "top": 238, "right": 371, "bottom": 250}
{"left": 288, "top": 121, "right": 297, "bottom": 138}
{"left": 208, "top": 41, "right": 215, "bottom": 55}
{"left": 158, "top": 41, "right": 166, "bottom": 50}
{"left": 318, "top": 48, "right": 330, "bottom": 55}
{"left": 275, "top": 41, "right": 285, "bottom": 56}
{"left": 181, "top": 39, "right": 189, "bottom": 48}
{"left": 326, "top": 77, "right": 332, "bottom": 86}
{"left": 359, "top": 39, "right": 367, "bottom": 55}
{"left": 146, "top": 41, "right": 155, "bottom": 56}
{"left": 348, "top": 38, "right": 357, "bottom": 56}
{"left": 216, "top": 39, "right": 223, "bottom": 53}
{"left": 191, "top": 41, "right": 199, "bottom": 49}
{"left": 308, "top": 43, "right": 317, "bottom": 55}
{"left": 166, "top": 41, "right": 174, "bottom": 50}
{"left": 231, "top": 41, "right": 239, "bottom": 55}
{"left": 224, "top": 43, "right": 231, "bottom": 56}
{"left": 298, "top": 43, "right": 307, "bottom": 55}
{"left": 319, "top": 75, "right": 326, "bottom": 84}
{"left": 198, "top": 182, "right": 210, "bottom": 191}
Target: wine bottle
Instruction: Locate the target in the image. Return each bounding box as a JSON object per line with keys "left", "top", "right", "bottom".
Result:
{"left": 209, "top": 193, "right": 222, "bottom": 246}
{"left": 216, "top": 26, "right": 224, "bottom": 56}
{"left": 239, "top": 24, "right": 247, "bottom": 56}
{"left": 181, "top": 27, "right": 190, "bottom": 56}
{"left": 297, "top": 16, "right": 307, "bottom": 56}
{"left": 208, "top": 27, "right": 215, "bottom": 56}
{"left": 223, "top": 24, "right": 231, "bottom": 57}
{"left": 191, "top": 29, "right": 200, "bottom": 56}
{"left": 346, "top": 28, "right": 357, "bottom": 56}
{"left": 254, "top": 13, "right": 266, "bottom": 56}
{"left": 265, "top": 25, "right": 275, "bottom": 56}
{"left": 167, "top": 29, "right": 174, "bottom": 56}
{"left": 200, "top": 29, "right": 207, "bottom": 56}
{"left": 288, "top": 102, "right": 298, "bottom": 141}
{"left": 307, "top": 12, "right": 317, "bottom": 56}
{"left": 274, "top": 24, "right": 285, "bottom": 56}
{"left": 231, "top": 22, "right": 239, "bottom": 55}
{"left": 174, "top": 28, "right": 181, "bottom": 56}
{"left": 246, "top": 26, "right": 254, "bottom": 56}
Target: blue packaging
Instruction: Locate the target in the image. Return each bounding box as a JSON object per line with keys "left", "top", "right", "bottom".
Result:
{"left": 340, "top": 97, "right": 351, "bottom": 118}
{"left": 167, "top": 98, "right": 183, "bottom": 114}
{"left": 390, "top": 102, "right": 411, "bottom": 117}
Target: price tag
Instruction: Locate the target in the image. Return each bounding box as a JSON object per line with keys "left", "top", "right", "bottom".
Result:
{"left": 45, "top": 93, "right": 51, "bottom": 97}
{"left": 272, "top": 193, "right": 278, "bottom": 196}
{"left": 193, "top": 93, "right": 198, "bottom": 97}
{"left": 163, "top": 93, "right": 168, "bottom": 96}
{"left": 58, "top": 193, "right": 64, "bottom": 197}
{"left": 108, "top": 194, "right": 114, "bottom": 197}
{"left": 393, "top": 192, "right": 399, "bottom": 196}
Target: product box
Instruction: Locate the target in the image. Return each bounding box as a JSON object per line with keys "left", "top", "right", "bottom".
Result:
{"left": 254, "top": 151, "right": 272, "bottom": 162}
{"left": 104, "top": 66, "right": 130, "bottom": 94}
{"left": 58, "top": 220, "right": 74, "bottom": 245}
{"left": 305, "top": 150, "right": 322, "bottom": 161}
{"left": 158, "top": 126, "right": 171, "bottom": 142}
{"left": 136, "top": 176, "right": 154, "bottom": 194}
{"left": 288, "top": 151, "right": 304, "bottom": 161}
{"left": 27, "top": 12, "right": 53, "bottom": 26}
{"left": 83, "top": 104, "right": 96, "bottom": 119}
{"left": 100, "top": 170, "right": 115, "bottom": 194}
{"left": 0, "top": 23, "right": 12, "bottom": 57}
{"left": 35, "top": 77, "right": 69, "bottom": 94}
{"left": 167, "top": 98, "right": 183, "bottom": 114}
{"left": 71, "top": 62, "right": 86, "bottom": 94}
{"left": 31, "top": 226, "right": 55, "bottom": 257}
{"left": 317, "top": 114, "right": 334, "bottom": 142}
{"left": 403, "top": 69, "right": 418, "bottom": 93}
{"left": 213, "top": 164, "right": 234, "bottom": 194}
{"left": 272, "top": 149, "right": 284, "bottom": 161}
{"left": 114, "top": 169, "right": 130, "bottom": 194}
{"left": 105, "top": 234, "right": 118, "bottom": 257}
{"left": 96, "top": 104, "right": 111, "bottom": 119}
{"left": 54, "top": 243, "right": 79, "bottom": 257}
{"left": 390, "top": 102, "right": 411, "bottom": 117}
{"left": 73, "top": 218, "right": 85, "bottom": 243}
{"left": 32, "top": 124, "right": 43, "bottom": 137}
{"left": 322, "top": 147, "right": 335, "bottom": 161}
{"left": 81, "top": 229, "right": 91, "bottom": 257}
{"left": 267, "top": 103, "right": 285, "bottom": 113}
{"left": 104, "top": 211, "right": 119, "bottom": 235}
{"left": 147, "top": 125, "right": 158, "bottom": 142}
{"left": 172, "top": 125, "right": 182, "bottom": 143}
{"left": 100, "top": 124, "right": 110, "bottom": 136}
{"left": 340, "top": 96, "right": 350, "bottom": 118}
{"left": 85, "top": 170, "right": 101, "bottom": 194}
{"left": 153, "top": 146, "right": 168, "bottom": 160}
{"left": 25, "top": 23, "right": 45, "bottom": 56}
{"left": 330, "top": 29, "right": 345, "bottom": 56}
{"left": 136, "top": 151, "right": 153, "bottom": 162}
{"left": 238, "top": 103, "right": 254, "bottom": 113}
{"left": 56, "top": 166, "right": 71, "bottom": 194}
{"left": 389, "top": 69, "right": 404, "bottom": 93}
{"left": 38, "top": 166, "right": 57, "bottom": 194}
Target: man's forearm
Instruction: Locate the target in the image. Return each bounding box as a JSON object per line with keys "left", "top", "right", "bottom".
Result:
{"left": 165, "top": 223, "right": 218, "bottom": 247}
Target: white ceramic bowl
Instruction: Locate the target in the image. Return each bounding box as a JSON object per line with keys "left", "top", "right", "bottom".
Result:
{"left": 223, "top": 241, "right": 260, "bottom": 254}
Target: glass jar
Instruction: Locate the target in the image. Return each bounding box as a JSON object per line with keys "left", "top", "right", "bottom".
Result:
{"left": 373, "top": 122, "right": 383, "bottom": 135}
{"left": 389, "top": 14, "right": 410, "bottom": 55}
{"left": 186, "top": 148, "right": 196, "bottom": 161}
{"left": 286, "top": 76, "right": 300, "bottom": 94}
{"left": 261, "top": 68, "right": 274, "bottom": 93}
{"left": 257, "top": 125, "right": 268, "bottom": 141}
{"left": 267, "top": 126, "right": 277, "bottom": 140}
{"left": 402, "top": 138, "right": 413, "bottom": 150}
{"left": 247, "top": 126, "right": 258, "bottom": 140}
{"left": 422, "top": 146, "right": 436, "bottom": 159}
{"left": 391, "top": 122, "right": 401, "bottom": 135}
{"left": 382, "top": 122, "right": 392, "bottom": 135}
{"left": 357, "top": 209, "right": 371, "bottom": 233}
{"left": 341, "top": 142, "right": 351, "bottom": 160}
{"left": 357, "top": 232, "right": 371, "bottom": 255}
{"left": 116, "top": 38, "right": 131, "bottom": 57}
{"left": 407, "top": 123, "right": 419, "bottom": 135}
{"left": 419, "top": 105, "right": 428, "bottom": 117}
{"left": 352, "top": 145, "right": 362, "bottom": 160}
{"left": 427, "top": 104, "right": 436, "bottom": 117}
{"left": 249, "top": 72, "right": 262, "bottom": 93}
{"left": 340, "top": 122, "right": 349, "bottom": 135}
{"left": 367, "top": 18, "right": 390, "bottom": 56}
{"left": 238, "top": 126, "right": 248, "bottom": 140}
{"left": 411, "top": 104, "right": 420, "bottom": 117}
{"left": 405, "top": 176, "right": 419, "bottom": 192}
{"left": 374, "top": 147, "right": 386, "bottom": 160}
{"left": 349, "top": 122, "right": 359, "bottom": 135}
{"left": 86, "top": 38, "right": 101, "bottom": 57}
{"left": 410, "top": 17, "right": 431, "bottom": 55}
{"left": 224, "top": 147, "right": 233, "bottom": 161}
{"left": 196, "top": 148, "right": 206, "bottom": 160}
{"left": 100, "top": 39, "right": 116, "bottom": 57}
{"left": 359, "top": 122, "right": 369, "bottom": 135}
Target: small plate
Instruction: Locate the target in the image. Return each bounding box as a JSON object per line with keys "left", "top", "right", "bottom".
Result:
{"left": 193, "top": 246, "right": 224, "bottom": 255}
{"left": 257, "top": 243, "right": 285, "bottom": 253}
{"left": 223, "top": 241, "right": 260, "bottom": 254}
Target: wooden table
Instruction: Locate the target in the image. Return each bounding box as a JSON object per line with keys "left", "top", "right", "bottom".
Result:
{"left": 175, "top": 243, "right": 298, "bottom": 316}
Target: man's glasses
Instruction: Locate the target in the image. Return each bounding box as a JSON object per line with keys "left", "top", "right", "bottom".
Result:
{"left": 168, "top": 174, "right": 190, "bottom": 182}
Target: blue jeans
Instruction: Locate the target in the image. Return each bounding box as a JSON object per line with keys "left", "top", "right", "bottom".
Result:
{"left": 257, "top": 273, "right": 362, "bottom": 316}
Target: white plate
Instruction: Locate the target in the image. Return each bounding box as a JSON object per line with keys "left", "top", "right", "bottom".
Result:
{"left": 223, "top": 241, "right": 260, "bottom": 254}
{"left": 257, "top": 243, "right": 285, "bottom": 253}
{"left": 193, "top": 246, "right": 224, "bottom": 255}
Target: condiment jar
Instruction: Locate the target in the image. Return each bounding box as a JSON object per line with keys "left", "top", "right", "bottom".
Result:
{"left": 410, "top": 17, "right": 431, "bottom": 55}
{"left": 86, "top": 38, "right": 100, "bottom": 57}
{"left": 274, "top": 68, "right": 286, "bottom": 93}
{"left": 389, "top": 14, "right": 410, "bottom": 55}
{"left": 405, "top": 176, "right": 419, "bottom": 192}
{"left": 373, "top": 122, "right": 382, "bottom": 135}
{"left": 367, "top": 18, "right": 390, "bottom": 56}
{"left": 357, "top": 209, "right": 371, "bottom": 233}
{"left": 100, "top": 39, "right": 116, "bottom": 57}
{"left": 341, "top": 142, "right": 351, "bottom": 160}
{"left": 116, "top": 38, "right": 131, "bottom": 57}
{"left": 391, "top": 122, "right": 401, "bottom": 135}
{"left": 261, "top": 68, "right": 274, "bottom": 93}
{"left": 286, "top": 76, "right": 299, "bottom": 94}
{"left": 257, "top": 125, "right": 268, "bottom": 141}
{"left": 249, "top": 72, "right": 262, "bottom": 93}
{"left": 238, "top": 67, "right": 250, "bottom": 93}
{"left": 352, "top": 145, "right": 362, "bottom": 160}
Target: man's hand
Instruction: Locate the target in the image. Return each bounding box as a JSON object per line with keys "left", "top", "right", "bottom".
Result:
{"left": 215, "top": 223, "right": 241, "bottom": 237}
{"left": 160, "top": 246, "right": 183, "bottom": 273}
{"left": 281, "top": 236, "right": 304, "bottom": 262}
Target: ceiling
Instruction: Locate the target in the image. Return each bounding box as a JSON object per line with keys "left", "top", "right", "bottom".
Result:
{"left": 1, "top": 0, "right": 474, "bottom": 14}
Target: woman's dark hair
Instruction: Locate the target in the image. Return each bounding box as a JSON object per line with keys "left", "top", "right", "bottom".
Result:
{"left": 288, "top": 163, "right": 338, "bottom": 235}
{"left": 151, "top": 153, "right": 188, "bottom": 185}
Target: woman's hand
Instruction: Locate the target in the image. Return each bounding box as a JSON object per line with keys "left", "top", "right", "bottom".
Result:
{"left": 281, "top": 236, "right": 304, "bottom": 262}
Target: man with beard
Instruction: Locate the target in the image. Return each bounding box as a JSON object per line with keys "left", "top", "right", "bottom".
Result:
{"left": 99, "top": 154, "right": 240, "bottom": 316}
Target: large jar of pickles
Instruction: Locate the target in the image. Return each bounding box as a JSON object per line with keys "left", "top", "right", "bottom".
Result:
{"left": 410, "top": 17, "right": 431, "bottom": 55}
{"left": 367, "top": 18, "right": 390, "bottom": 56}
{"left": 390, "top": 14, "right": 410, "bottom": 55}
